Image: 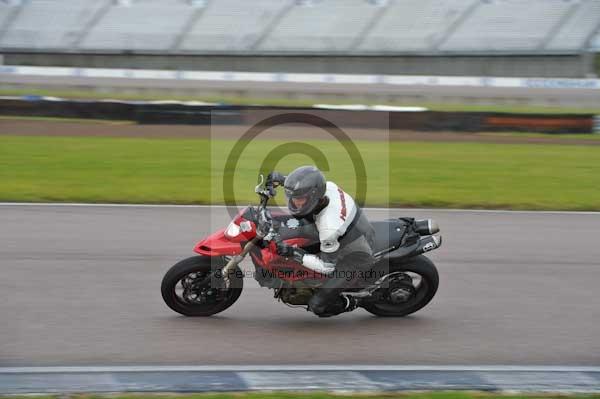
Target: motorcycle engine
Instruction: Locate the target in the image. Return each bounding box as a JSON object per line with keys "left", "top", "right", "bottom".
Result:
{"left": 278, "top": 287, "right": 315, "bottom": 305}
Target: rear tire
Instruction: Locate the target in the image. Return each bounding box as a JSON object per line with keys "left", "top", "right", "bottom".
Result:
{"left": 363, "top": 255, "right": 439, "bottom": 317}
{"left": 161, "top": 256, "right": 243, "bottom": 316}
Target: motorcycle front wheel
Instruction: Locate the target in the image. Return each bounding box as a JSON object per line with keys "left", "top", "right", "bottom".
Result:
{"left": 161, "top": 255, "right": 243, "bottom": 316}
{"left": 363, "top": 255, "right": 439, "bottom": 317}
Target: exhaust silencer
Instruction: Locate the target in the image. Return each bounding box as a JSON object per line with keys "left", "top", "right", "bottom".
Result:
{"left": 415, "top": 219, "right": 440, "bottom": 235}
{"left": 415, "top": 235, "right": 442, "bottom": 255}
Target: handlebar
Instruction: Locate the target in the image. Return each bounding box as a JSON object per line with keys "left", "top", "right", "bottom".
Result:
{"left": 255, "top": 174, "right": 279, "bottom": 241}
{"left": 221, "top": 174, "right": 282, "bottom": 287}
{"left": 255, "top": 172, "right": 286, "bottom": 205}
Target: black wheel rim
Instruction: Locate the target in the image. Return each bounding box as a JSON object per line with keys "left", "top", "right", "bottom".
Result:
{"left": 173, "top": 270, "right": 234, "bottom": 308}
{"left": 371, "top": 271, "right": 430, "bottom": 313}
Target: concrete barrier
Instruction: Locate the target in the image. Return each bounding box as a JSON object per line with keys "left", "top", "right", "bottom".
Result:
{"left": 2, "top": 65, "right": 600, "bottom": 108}
{"left": 1, "top": 65, "right": 599, "bottom": 89}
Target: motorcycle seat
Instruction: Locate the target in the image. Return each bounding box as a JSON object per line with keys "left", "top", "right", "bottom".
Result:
{"left": 371, "top": 219, "right": 407, "bottom": 255}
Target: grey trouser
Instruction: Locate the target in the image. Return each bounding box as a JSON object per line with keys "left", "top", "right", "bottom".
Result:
{"left": 308, "top": 209, "right": 376, "bottom": 317}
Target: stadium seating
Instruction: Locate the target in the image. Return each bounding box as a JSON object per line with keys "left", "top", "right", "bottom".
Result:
{"left": 179, "top": 0, "right": 291, "bottom": 52}
{"left": 257, "top": 0, "right": 380, "bottom": 52}
{"left": 439, "top": 0, "right": 573, "bottom": 51}
{"left": 356, "top": 0, "right": 472, "bottom": 52}
{"left": 0, "top": 0, "right": 106, "bottom": 49}
{"left": 591, "top": 32, "right": 600, "bottom": 50}
{"left": 546, "top": 0, "right": 600, "bottom": 51}
{"left": 0, "top": 0, "right": 598, "bottom": 54}
{"left": 0, "top": 2, "right": 17, "bottom": 27}
{"left": 79, "top": 0, "right": 193, "bottom": 51}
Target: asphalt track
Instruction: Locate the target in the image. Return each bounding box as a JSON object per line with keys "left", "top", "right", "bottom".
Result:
{"left": 1, "top": 204, "right": 600, "bottom": 367}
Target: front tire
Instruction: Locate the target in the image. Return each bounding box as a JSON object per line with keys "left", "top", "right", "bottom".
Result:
{"left": 363, "top": 255, "right": 439, "bottom": 317}
{"left": 161, "top": 256, "right": 243, "bottom": 316}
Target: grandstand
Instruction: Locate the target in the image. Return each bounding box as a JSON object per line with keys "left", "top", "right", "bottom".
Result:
{"left": 0, "top": 0, "right": 599, "bottom": 77}
{"left": 180, "top": 0, "right": 290, "bottom": 52}
{"left": 439, "top": 0, "right": 572, "bottom": 52}
{"left": 356, "top": 0, "right": 473, "bottom": 52}
{"left": 546, "top": 0, "right": 600, "bottom": 51}
{"left": 79, "top": 0, "right": 192, "bottom": 51}
{"left": 256, "top": 0, "right": 380, "bottom": 52}
{"left": 0, "top": 0, "right": 105, "bottom": 49}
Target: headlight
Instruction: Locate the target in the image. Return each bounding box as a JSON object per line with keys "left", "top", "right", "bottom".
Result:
{"left": 224, "top": 221, "right": 241, "bottom": 238}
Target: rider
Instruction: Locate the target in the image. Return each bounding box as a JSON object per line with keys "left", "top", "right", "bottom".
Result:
{"left": 267, "top": 165, "right": 376, "bottom": 317}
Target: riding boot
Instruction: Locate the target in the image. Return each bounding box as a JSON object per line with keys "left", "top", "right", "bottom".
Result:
{"left": 307, "top": 237, "right": 376, "bottom": 317}
{"left": 307, "top": 265, "right": 363, "bottom": 317}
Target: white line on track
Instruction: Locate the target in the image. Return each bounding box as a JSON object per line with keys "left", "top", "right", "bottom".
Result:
{"left": 1, "top": 202, "right": 599, "bottom": 215}
{"left": 2, "top": 365, "right": 600, "bottom": 373}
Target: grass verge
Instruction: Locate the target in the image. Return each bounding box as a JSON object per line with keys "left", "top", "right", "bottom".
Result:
{"left": 0, "top": 115, "right": 134, "bottom": 124}
{"left": 1, "top": 135, "right": 599, "bottom": 210}
{"left": 1, "top": 87, "right": 600, "bottom": 115}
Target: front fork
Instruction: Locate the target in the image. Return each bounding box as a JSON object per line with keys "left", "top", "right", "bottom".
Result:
{"left": 221, "top": 211, "right": 280, "bottom": 288}
{"left": 221, "top": 236, "right": 262, "bottom": 288}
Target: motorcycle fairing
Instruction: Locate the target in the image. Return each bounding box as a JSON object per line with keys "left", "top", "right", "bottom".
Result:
{"left": 193, "top": 228, "right": 243, "bottom": 256}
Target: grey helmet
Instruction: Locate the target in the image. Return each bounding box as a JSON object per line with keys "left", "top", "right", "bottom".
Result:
{"left": 284, "top": 165, "right": 326, "bottom": 217}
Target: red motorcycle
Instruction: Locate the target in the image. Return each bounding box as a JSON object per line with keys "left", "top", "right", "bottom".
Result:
{"left": 161, "top": 176, "right": 442, "bottom": 317}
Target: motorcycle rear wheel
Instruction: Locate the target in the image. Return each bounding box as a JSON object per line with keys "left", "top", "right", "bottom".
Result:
{"left": 161, "top": 255, "right": 243, "bottom": 316}
{"left": 363, "top": 255, "right": 439, "bottom": 317}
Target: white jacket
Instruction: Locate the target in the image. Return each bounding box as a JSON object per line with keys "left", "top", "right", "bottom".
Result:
{"left": 298, "top": 181, "right": 359, "bottom": 274}
{"left": 314, "top": 181, "right": 358, "bottom": 254}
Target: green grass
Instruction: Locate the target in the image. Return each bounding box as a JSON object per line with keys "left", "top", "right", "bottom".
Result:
{"left": 0, "top": 115, "right": 134, "bottom": 124}
{"left": 2, "top": 87, "right": 600, "bottom": 115}
{"left": 3, "top": 392, "right": 600, "bottom": 399}
{"left": 1, "top": 135, "right": 599, "bottom": 210}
